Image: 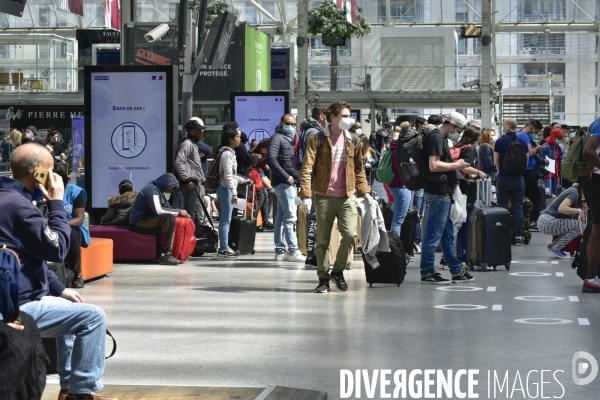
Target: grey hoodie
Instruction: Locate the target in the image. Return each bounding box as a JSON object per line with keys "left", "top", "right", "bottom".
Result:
{"left": 218, "top": 146, "right": 245, "bottom": 195}
{"left": 174, "top": 137, "right": 205, "bottom": 185}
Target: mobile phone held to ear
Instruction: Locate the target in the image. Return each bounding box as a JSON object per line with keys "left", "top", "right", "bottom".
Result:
{"left": 33, "top": 166, "right": 49, "bottom": 188}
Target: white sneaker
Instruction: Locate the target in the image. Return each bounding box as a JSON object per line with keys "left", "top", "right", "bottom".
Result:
{"left": 284, "top": 251, "right": 306, "bottom": 262}
{"left": 274, "top": 253, "right": 285, "bottom": 261}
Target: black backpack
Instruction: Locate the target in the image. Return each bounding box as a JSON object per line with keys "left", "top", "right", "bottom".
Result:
{"left": 396, "top": 128, "right": 428, "bottom": 190}
{"left": 502, "top": 136, "right": 528, "bottom": 175}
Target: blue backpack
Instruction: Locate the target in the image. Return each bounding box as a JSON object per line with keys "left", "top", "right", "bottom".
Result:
{"left": 1, "top": 244, "right": 21, "bottom": 323}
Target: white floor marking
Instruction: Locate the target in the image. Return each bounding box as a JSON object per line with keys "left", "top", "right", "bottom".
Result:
{"left": 487, "top": 286, "right": 496, "bottom": 292}
{"left": 435, "top": 304, "right": 488, "bottom": 310}
{"left": 510, "top": 272, "right": 552, "bottom": 277}
{"left": 556, "top": 272, "right": 564, "bottom": 277}
{"left": 515, "top": 318, "right": 572, "bottom": 325}
{"left": 511, "top": 260, "right": 548, "bottom": 264}
{"left": 578, "top": 318, "right": 590, "bottom": 325}
{"left": 492, "top": 305, "right": 502, "bottom": 311}
{"left": 551, "top": 261, "right": 559, "bottom": 264}
{"left": 569, "top": 296, "right": 579, "bottom": 302}
{"left": 514, "top": 296, "right": 564, "bottom": 301}
{"left": 436, "top": 286, "right": 483, "bottom": 292}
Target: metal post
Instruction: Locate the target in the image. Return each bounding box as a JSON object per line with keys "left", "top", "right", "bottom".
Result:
{"left": 120, "top": 0, "right": 134, "bottom": 65}
{"left": 297, "top": 0, "right": 309, "bottom": 122}
{"left": 182, "top": 4, "right": 194, "bottom": 129}
{"left": 548, "top": 72, "right": 554, "bottom": 123}
{"left": 480, "top": 0, "right": 492, "bottom": 127}
{"left": 330, "top": 45, "right": 338, "bottom": 92}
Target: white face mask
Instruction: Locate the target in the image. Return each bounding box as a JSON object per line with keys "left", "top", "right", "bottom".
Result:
{"left": 570, "top": 132, "right": 576, "bottom": 138}
{"left": 337, "top": 117, "right": 355, "bottom": 131}
{"left": 355, "top": 129, "right": 362, "bottom": 135}
{"left": 381, "top": 129, "right": 390, "bottom": 138}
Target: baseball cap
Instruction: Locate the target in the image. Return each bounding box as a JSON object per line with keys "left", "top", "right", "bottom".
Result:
{"left": 185, "top": 117, "right": 206, "bottom": 131}
{"left": 383, "top": 122, "right": 394, "bottom": 130}
{"left": 445, "top": 112, "right": 467, "bottom": 129}
{"left": 27, "top": 126, "right": 37, "bottom": 134}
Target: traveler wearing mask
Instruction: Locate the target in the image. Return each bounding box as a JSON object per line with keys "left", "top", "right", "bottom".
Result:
{"left": 267, "top": 114, "right": 305, "bottom": 262}
{"left": 350, "top": 122, "right": 363, "bottom": 136}
{"left": 517, "top": 120, "right": 545, "bottom": 231}
{"left": 21, "top": 126, "right": 45, "bottom": 147}
{"left": 478, "top": 128, "right": 497, "bottom": 179}
{"left": 369, "top": 122, "right": 393, "bottom": 159}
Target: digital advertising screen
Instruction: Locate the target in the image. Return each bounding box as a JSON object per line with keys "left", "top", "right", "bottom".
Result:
{"left": 84, "top": 66, "right": 176, "bottom": 211}
{"left": 230, "top": 92, "right": 290, "bottom": 150}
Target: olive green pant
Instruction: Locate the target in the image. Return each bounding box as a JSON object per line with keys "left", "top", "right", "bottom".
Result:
{"left": 315, "top": 194, "right": 357, "bottom": 280}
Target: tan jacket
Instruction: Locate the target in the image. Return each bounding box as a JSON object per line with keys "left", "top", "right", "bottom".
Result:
{"left": 299, "top": 126, "right": 371, "bottom": 199}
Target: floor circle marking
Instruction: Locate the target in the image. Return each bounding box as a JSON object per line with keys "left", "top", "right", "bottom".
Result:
{"left": 435, "top": 304, "right": 488, "bottom": 310}
{"left": 509, "top": 272, "right": 552, "bottom": 277}
{"left": 514, "top": 296, "right": 564, "bottom": 302}
{"left": 436, "top": 286, "right": 484, "bottom": 292}
{"left": 514, "top": 318, "right": 572, "bottom": 325}
{"left": 510, "top": 260, "right": 549, "bottom": 264}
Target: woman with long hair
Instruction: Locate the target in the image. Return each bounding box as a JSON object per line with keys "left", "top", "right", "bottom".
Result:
{"left": 541, "top": 128, "right": 564, "bottom": 196}
{"left": 216, "top": 129, "right": 252, "bottom": 258}
{"left": 360, "top": 134, "right": 378, "bottom": 185}
{"left": 478, "top": 128, "right": 497, "bottom": 179}
{"left": 1, "top": 129, "right": 21, "bottom": 162}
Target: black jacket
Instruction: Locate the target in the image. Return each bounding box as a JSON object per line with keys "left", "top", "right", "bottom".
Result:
{"left": 267, "top": 126, "right": 299, "bottom": 187}
{"left": 101, "top": 190, "right": 137, "bottom": 226}
{"left": 234, "top": 144, "right": 253, "bottom": 177}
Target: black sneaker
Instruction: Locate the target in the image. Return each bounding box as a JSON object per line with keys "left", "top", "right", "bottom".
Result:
{"left": 256, "top": 225, "right": 264, "bottom": 232}
{"left": 330, "top": 271, "right": 349, "bottom": 291}
{"left": 439, "top": 257, "right": 447, "bottom": 269}
{"left": 304, "top": 254, "right": 318, "bottom": 269}
{"left": 406, "top": 254, "right": 414, "bottom": 263}
{"left": 71, "top": 276, "right": 84, "bottom": 289}
{"left": 421, "top": 272, "right": 451, "bottom": 285}
{"left": 529, "top": 223, "right": 540, "bottom": 232}
{"left": 314, "top": 279, "right": 330, "bottom": 293}
{"left": 158, "top": 254, "right": 180, "bottom": 265}
{"left": 217, "top": 248, "right": 239, "bottom": 258}
{"left": 263, "top": 223, "right": 274, "bottom": 231}
{"left": 452, "top": 268, "right": 475, "bottom": 283}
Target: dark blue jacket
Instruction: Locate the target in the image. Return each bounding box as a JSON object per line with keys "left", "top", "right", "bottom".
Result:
{"left": 477, "top": 143, "right": 496, "bottom": 176}
{"left": 129, "top": 173, "right": 180, "bottom": 224}
{"left": 267, "top": 126, "right": 299, "bottom": 187}
{"left": 0, "top": 177, "right": 70, "bottom": 304}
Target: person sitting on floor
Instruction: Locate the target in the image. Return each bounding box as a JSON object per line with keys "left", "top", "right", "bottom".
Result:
{"left": 538, "top": 183, "right": 586, "bottom": 258}
{"left": 129, "top": 173, "right": 190, "bottom": 265}
{"left": 55, "top": 165, "right": 90, "bottom": 289}
{"left": 100, "top": 180, "right": 137, "bottom": 226}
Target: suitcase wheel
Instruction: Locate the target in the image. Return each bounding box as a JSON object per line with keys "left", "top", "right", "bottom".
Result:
{"left": 481, "top": 262, "right": 488, "bottom": 272}
{"left": 505, "top": 263, "right": 510, "bottom": 271}
{"left": 467, "top": 261, "right": 474, "bottom": 271}
{"left": 251, "top": 250, "right": 255, "bottom": 255}
{"left": 369, "top": 283, "right": 372, "bottom": 287}
{"left": 493, "top": 265, "right": 497, "bottom": 270}
{"left": 397, "top": 283, "right": 400, "bottom": 287}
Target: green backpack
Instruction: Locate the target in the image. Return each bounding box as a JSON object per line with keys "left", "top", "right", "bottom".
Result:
{"left": 376, "top": 150, "right": 395, "bottom": 185}
{"left": 562, "top": 135, "right": 593, "bottom": 183}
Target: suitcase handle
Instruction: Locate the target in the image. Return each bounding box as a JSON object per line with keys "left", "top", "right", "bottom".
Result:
{"left": 195, "top": 190, "right": 216, "bottom": 230}
{"left": 243, "top": 181, "right": 256, "bottom": 220}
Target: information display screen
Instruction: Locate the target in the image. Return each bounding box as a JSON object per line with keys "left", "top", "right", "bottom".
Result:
{"left": 230, "top": 92, "right": 290, "bottom": 149}
{"left": 85, "top": 66, "right": 176, "bottom": 210}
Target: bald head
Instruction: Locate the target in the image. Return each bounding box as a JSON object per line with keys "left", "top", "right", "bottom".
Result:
{"left": 10, "top": 142, "right": 53, "bottom": 182}
{"left": 503, "top": 117, "right": 517, "bottom": 132}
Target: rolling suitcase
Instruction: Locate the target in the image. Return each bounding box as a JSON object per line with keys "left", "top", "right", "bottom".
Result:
{"left": 362, "top": 231, "right": 406, "bottom": 287}
{"left": 467, "top": 179, "right": 511, "bottom": 272}
{"left": 400, "top": 192, "right": 418, "bottom": 256}
{"left": 172, "top": 216, "right": 197, "bottom": 262}
{"left": 228, "top": 185, "right": 257, "bottom": 255}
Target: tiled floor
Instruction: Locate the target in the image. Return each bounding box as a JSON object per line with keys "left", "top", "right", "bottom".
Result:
{"left": 51, "top": 229, "right": 600, "bottom": 399}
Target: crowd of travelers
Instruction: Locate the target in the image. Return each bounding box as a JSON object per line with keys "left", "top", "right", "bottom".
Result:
{"left": 2, "top": 101, "right": 600, "bottom": 399}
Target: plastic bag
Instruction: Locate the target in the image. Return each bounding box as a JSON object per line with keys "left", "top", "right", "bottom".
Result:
{"left": 450, "top": 186, "right": 468, "bottom": 223}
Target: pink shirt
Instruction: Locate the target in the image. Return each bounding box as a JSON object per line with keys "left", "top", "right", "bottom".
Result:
{"left": 317, "top": 130, "right": 347, "bottom": 197}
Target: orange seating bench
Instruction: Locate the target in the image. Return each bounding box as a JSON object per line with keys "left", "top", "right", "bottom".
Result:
{"left": 80, "top": 237, "right": 114, "bottom": 281}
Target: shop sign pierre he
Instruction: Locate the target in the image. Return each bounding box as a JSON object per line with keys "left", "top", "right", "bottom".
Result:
{"left": 2, "top": 105, "right": 84, "bottom": 139}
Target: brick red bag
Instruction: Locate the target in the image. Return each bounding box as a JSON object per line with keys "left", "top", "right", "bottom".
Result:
{"left": 171, "top": 217, "right": 197, "bottom": 262}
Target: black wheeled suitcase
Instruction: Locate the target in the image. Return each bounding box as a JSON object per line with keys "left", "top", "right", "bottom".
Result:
{"left": 228, "top": 185, "right": 257, "bottom": 255}
{"left": 192, "top": 191, "right": 218, "bottom": 256}
{"left": 362, "top": 232, "right": 407, "bottom": 287}
{"left": 400, "top": 192, "right": 418, "bottom": 256}
{"left": 467, "top": 179, "right": 511, "bottom": 272}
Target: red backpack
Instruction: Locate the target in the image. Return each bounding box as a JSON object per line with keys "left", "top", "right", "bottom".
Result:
{"left": 449, "top": 144, "right": 470, "bottom": 177}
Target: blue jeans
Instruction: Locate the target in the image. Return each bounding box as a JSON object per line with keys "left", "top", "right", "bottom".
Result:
{"left": 273, "top": 183, "right": 299, "bottom": 255}
{"left": 412, "top": 189, "right": 425, "bottom": 244}
{"left": 496, "top": 176, "right": 525, "bottom": 237}
{"left": 544, "top": 177, "right": 557, "bottom": 196}
{"left": 388, "top": 187, "right": 411, "bottom": 237}
{"left": 217, "top": 184, "right": 234, "bottom": 251}
{"left": 20, "top": 296, "right": 106, "bottom": 394}
{"left": 420, "top": 193, "right": 463, "bottom": 276}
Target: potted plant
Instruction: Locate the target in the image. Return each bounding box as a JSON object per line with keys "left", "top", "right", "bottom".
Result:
{"left": 307, "top": 1, "right": 370, "bottom": 90}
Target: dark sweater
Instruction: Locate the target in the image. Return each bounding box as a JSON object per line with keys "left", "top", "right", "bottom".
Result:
{"left": 101, "top": 190, "right": 137, "bottom": 226}
{"left": 0, "top": 177, "right": 70, "bottom": 304}
{"left": 234, "top": 144, "right": 253, "bottom": 177}
{"left": 129, "top": 173, "right": 180, "bottom": 224}
{"left": 267, "top": 126, "right": 299, "bottom": 187}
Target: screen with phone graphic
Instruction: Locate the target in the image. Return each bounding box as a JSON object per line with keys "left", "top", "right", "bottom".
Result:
{"left": 88, "top": 68, "right": 171, "bottom": 208}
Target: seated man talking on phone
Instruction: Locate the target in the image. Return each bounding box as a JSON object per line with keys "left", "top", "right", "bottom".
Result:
{"left": 0, "top": 143, "right": 116, "bottom": 400}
